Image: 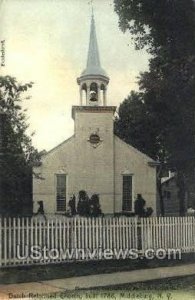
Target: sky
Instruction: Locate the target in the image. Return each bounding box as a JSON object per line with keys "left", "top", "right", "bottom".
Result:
{"left": 0, "top": 0, "right": 149, "bottom": 151}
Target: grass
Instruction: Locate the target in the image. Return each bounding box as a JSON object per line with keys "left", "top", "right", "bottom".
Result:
{"left": 0, "top": 253, "right": 195, "bottom": 285}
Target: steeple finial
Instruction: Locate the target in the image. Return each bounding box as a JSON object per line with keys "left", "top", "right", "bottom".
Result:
{"left": 89, "top": 0, "right": 94, "bottom": 18}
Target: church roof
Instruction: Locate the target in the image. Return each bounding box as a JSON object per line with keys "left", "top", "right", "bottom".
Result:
{"left": 80, "top": 13, "right": 108, "bottom": 78}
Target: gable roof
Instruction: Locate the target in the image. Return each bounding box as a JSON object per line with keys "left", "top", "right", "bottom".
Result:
{"left": 161, "top": 175, "right": 176, "bottom": 185}
{"left": 114, "top": 135, "right": 157, "bottom": 164}
{"left": 41, "top": 135, "right": 75, "bottom": 159}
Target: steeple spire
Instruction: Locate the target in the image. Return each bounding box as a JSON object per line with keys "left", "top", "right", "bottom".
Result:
{"left": 77, "top": 9, "right": 109, "bottom": 106}
{"left": 82, "top": 11, "right": 107, "bottom": 77}
{"left": 86, "top": 11, "right": 101, "bottom": 72}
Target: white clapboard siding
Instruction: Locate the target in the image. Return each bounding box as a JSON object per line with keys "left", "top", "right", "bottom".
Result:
{"left": 0, "top": 216, "right": 194, "bottom": 267}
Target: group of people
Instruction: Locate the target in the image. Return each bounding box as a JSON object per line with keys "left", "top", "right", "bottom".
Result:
{"left": 68, "top": 191, "right": 102, "bottom": 217}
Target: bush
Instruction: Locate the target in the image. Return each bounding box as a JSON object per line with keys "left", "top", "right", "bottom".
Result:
{"left": 89, "top": 194, "right": 102, "bottom": 217}
{"left": 77, "top": 190, "right": 90, "bottom": 217}
{"left": 134, "top": 194, "right": 153, "bottom": 217}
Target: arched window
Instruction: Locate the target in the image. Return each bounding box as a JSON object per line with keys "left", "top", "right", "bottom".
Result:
{"left": 90, "top": 82, "right": 98, "bottom": 93}
{"left": 90, "top": 82, "right": 98, "bottom": 102}
{"left": 100, "top": 84, "right": 105, "bottom": 91}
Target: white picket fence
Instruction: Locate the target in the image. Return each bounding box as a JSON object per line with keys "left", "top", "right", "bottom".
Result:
{"left": 0, "top": 216, "right": 195, "bottom": 267}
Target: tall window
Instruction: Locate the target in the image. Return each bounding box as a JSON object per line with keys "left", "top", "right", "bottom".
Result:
{"left": 122, "top": 175, "right": 133, "bottom": 211}
{"left": 56, "top": 174, "right": 66, "bottom": 212}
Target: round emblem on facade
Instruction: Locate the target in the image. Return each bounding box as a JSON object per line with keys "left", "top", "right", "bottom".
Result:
{"left": 89, "top": 133, "right": 100, "bottom": 144}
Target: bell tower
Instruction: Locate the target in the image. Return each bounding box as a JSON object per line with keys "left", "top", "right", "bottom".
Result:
{"left": 77, "top": 11, "right": 109, "bottom": 106}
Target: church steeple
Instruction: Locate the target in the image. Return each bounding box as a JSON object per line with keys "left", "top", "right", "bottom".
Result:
{"left": 84, "top": 12, "right": 106, "bottom": 77}
{"left": 77, "top": 11, "right": 109, "bottom": 106}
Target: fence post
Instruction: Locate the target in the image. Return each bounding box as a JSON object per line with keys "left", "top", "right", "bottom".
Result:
{"left": 4, "top": 218, "right": 7, "bottom": 266}
{"left": 13, "top": 218, "right": 16, "bottom": 265}
{"left": 136, "top": 218, "right": 141, "bottom": 253}
{"left": 193, "top": 217, "right": 195, "bottom": 252}
{"left": 0, "top": 218, "right": 1, "bottom": 267}
{"left": 8, "top": 217, "right": 11, "bottom": 264}
{"left": 140, "top": 218, "right": 143, "bottom": 255}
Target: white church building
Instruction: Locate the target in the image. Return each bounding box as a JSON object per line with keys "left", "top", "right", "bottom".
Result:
{"left": 33, "top": 13, "right": 158, "bottom": 216}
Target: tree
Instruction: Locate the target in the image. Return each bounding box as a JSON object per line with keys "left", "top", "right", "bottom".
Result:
{"left": 114, "top": 0, "right": 195, "bottom": 58}
{"left": 114, "top": 91, "right": 165, "bottom": 161}
{"left": 0, "top": 76, "right": 41, "bottom": 216}
{"left": 114, "top": 0, "right": 195, "bottom": 215}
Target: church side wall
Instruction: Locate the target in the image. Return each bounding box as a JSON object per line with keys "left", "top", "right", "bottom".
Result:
{"left": 114, "top": 136, "right": 157, "bottom": 215}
